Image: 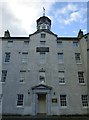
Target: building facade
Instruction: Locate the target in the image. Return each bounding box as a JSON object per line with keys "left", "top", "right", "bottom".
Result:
{"left": 0, "top": 15, "right": 89, "bottom": 115}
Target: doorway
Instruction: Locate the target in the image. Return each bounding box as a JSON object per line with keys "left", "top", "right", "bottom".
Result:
{"left": 38, "top": 94, "right": 46, "bottom": 114}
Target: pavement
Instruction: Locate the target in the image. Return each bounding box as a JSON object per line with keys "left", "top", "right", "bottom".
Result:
{"left": 1, "top": 115, "right": 89, "bottom": 120}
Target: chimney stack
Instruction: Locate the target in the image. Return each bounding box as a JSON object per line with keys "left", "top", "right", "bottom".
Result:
{"left": 77, "top": 29, "right": 83, "bottom": 39}
{"left": 4, "top": 30, "right": 10, "bottom": 38}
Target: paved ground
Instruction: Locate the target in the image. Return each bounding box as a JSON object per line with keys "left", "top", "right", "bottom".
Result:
{"left": 1, "top": 115, "right": 89, "bottom": 120}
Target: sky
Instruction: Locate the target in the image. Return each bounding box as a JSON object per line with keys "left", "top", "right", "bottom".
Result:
{"left": 0, "top": 0, "right": 89, "bottom": 37}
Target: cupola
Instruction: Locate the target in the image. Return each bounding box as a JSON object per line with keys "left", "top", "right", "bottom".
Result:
{"left": 36, "top": 8, "right": 51, "bottom": 30}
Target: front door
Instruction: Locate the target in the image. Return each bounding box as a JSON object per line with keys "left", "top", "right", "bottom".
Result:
{"left": 38, "top": 94, "right": 46, "bottom": 114}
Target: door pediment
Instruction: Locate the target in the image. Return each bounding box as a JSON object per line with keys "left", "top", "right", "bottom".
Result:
{"left": 32, "top": 84, "right": 52, "bottom": 90}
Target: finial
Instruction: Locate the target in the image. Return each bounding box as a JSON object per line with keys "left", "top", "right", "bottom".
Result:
{"left": 43, "top": 7, "right": 45, "bottom": 16}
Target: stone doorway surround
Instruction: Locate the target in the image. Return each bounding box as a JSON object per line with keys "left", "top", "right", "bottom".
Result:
{"left": 32, "top": 84, "right": 52, "bottom": 115}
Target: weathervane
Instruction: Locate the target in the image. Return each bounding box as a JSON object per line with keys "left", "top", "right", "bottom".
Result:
{"left": 43, "top": 7, "right": 45, "bottom": 16}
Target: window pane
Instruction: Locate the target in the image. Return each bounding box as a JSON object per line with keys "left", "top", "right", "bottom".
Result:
{"left": 1, "top": 70, "right": 7, "bottom": 82}
{"left": 59, "top": 71, "right": 65, "bottom": 83}
{"left": 78, "top": 72, "right": 84, "bottom": 83}
{"left": 75, "top": 53, "right": 81, "bottom": 63}
{"left": 20, "top": 71, "right": 26, "bottom": 83}
{"left": 41, "top": 34, "right": 46, "bottom": 38}
{"left": 42, "top": 25, "right": 46, "bottom": 29}
{"left": 60, "top": 95, "right": 67, "bottom": 107}
{"left": 57, "top": 41, "right": 62, "bottom": 48}
{"left": 39, "top": 71, "right": 45, "bottom": 84}
{"left": 22, "top": 52, "right": 28, "bottom": 63}
{"left": 58, "top": 53, "right": 63, "bottom": 63}
{"left": 40, "top": 41, "right": 46, "bottom": 46}
{"left": 24, "top": 41, "right": 29, "bottom": 45}
{"left": 0, "top": 94, "right": 3, "bottom": 105}
{"left": 7, "top": 41, "right": 13, "bottom": 47}
{"left": 5, "top": 52, "right": 10, "bottom": 62}
{"left": 73, "top": 41, "right": 79, "bottom": 47}
{"left": 39, "top": 52, "right": 46, "bottom": 63}
{"left": 17, "top": 94, "right": 24, "bottom": 106}
{"left": 81, "top": 95, "right": 88, "bottom": 107}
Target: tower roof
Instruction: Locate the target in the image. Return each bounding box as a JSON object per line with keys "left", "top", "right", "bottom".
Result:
{"left": 36, "top": 15, "right": 51, "bottom": 30}
{"left": 37, "top": 16, "right": 51, "bottom": 26}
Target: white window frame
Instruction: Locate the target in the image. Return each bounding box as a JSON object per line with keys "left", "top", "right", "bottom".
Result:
{"left": 58, "top": 71, "right": 65, "bottom": 84}
{"left": 81, "top": 95, "right": 88, "bottom": 107}
{"left": 41, "top": 33, "right": 46, "bottom": 38}
{"left": 17, "top": 94, "right": 24, "bottom": 107}
{"left": 78, "top": 71, "right": 85, "bottom": 84}
{"left": 57, "top": 41, "right": 62, "bottom": 48}
{"left": 5, "top": 52, "right": 11, "bottom": 62}
{"left": 75, "top": 53, "right": 81, "bottom": 64}
{"left": 40, "top": 41, "right": 46, "bottom": 46}
{"left": 19, "top": 70, "right": 26, "bottom": 83}
{"left": 23, "top": 41, "right": 29, "bottom": 46}
{"left": 22, "top": 52, "right": 28, "bottom": 63}
{"left": 39, "top": 52, "right": 46, "bottom": 64}
{"left": 39, "top": 71, "right": 46, "bottom": 84}
{"left": 73, "top": 41, "right": 79, "bottom": 47}
{"left": 0, "top": 94, "right": 3, "bottom": 105}
{"left": 58, "top": 53, "right": 63, "bottom": 63}
{"left": 1, "top": 70, "right": 7, "bottom": 82}
{"left": 60, "top": 95, "right": 67, "bottom": 108}
{"left": 7, "top": 41, "right": 13, "bottom": 48}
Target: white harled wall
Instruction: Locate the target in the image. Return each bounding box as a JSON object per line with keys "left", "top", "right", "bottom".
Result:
{"left": 1, "top": 32, "right": 88, "bottom": 115}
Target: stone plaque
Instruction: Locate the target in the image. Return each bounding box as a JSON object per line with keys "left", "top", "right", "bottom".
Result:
{"left": 52, "top": 98, "right": 57, "bottom": 103}
{"left": 36, "top": 47, "right": 49, "bottom": 52}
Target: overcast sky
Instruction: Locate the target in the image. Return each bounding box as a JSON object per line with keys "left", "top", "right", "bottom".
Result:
{"left": 1, "top": 0, "right": 88, "bottom": 37}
